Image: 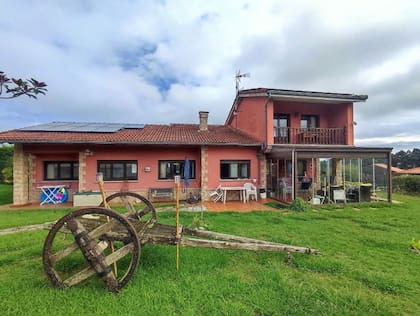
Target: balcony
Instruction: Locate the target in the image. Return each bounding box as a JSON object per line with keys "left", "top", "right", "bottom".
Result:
{"left": 274, "top": 127, "right": 346, "bottom": 145}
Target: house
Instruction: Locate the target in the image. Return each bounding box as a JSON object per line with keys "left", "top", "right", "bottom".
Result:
{"left": 375, "top": 163, "right": 420, "bottom": 176}
{"left": 226, "top": 88, "right": 393, "bottom": 203}
{"left": 0, "top": 88, "right": 392, "bottom": 206}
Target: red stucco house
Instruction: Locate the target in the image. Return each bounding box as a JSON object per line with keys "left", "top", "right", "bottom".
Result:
{"left": 0, "top": 88, "right": 392, "bottom": 206}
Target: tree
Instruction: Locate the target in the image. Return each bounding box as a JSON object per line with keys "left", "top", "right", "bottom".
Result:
{"left": 0, "top": 145, "right": 13, "bottom": 183}
{"left": 0, "top": 70, "right": 47, "bottom": 99}
{"left": 392, "top": 148, "right": 420, "bottom": 169}
{"left": 1, "top": 157, "right": 13, "bottom": 184}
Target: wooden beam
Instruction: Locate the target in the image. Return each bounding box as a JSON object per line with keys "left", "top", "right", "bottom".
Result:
{"left": 180, "top": 237, "right": 319, "bottom": 255}
{"left": 0, "top": 221, "right": 56, "bottom": 236}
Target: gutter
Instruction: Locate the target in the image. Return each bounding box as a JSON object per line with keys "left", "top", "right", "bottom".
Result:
{"left": 5, "top": 140, "right": 263, "bottom": 147}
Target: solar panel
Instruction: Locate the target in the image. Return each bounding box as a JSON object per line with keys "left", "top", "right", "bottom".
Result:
{"left": 19, "top": 122, "right": 145, "bottom": 133}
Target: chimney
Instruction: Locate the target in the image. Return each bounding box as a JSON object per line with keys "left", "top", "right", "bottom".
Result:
{"left": 199, "top": 111, "right": 209, "bottom": 131}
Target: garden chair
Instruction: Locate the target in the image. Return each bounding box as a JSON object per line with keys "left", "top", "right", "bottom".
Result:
{"left": 243, "top": 183, "right": 258, "bottom": 202}
{"left": 209, "top": 185, "right": 223, "bottom": 202}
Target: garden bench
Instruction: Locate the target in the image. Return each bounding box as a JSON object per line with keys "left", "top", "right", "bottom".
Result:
{"left": 148, "top": 187, "right": 174, "bottom": 202}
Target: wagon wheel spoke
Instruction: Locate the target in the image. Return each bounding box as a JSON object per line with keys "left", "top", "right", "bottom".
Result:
{"left": 62, "top": 241, "right": 136, "bottom": 287}
{"left": 43, "top": 207, "right": 141, "bottom": 292}
{"left": 100, "top": 191, "right": 157, "bottom": 223}
{"left": 121, "top": 195, "right": 137, "bottom": 215}
{"left": 50, "top": 219, "right": 117, "bottom": 264}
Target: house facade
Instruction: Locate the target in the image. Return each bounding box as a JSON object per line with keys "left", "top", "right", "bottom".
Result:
{"left": 0, "top": 88, "right": 392, "bottom": 206}
{"left": 226, "top": 89, "right": 392, "bottom": 203}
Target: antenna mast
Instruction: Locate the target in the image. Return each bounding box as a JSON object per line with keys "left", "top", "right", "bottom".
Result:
{"left": 235, "top": 70, "right": 250, "bottom": 94}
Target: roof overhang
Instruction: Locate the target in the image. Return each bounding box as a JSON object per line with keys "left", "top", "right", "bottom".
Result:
{"left": 5, "top": 140, "right": 262, "bottom": 147}
{"left": 266, "top": 144, "right": 392, "bottom": 159}
{"left": 225, "top": 88, "right": 368, "bottom": 124}
{"left": 239, "top": 89, "right": 368, "bottom": 102}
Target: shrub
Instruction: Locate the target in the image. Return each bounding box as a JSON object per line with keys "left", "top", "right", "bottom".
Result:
{"left": 393, "top": 175, "right": 420, "bottom": 195}
{"left": 289, "top": 198, "right": 311, "bottom": 212}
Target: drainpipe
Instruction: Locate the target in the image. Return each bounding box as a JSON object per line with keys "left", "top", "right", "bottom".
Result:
{"left": 260, "top": 93, "right": 272, "bottom": 196}
{"left": 263, "top": 92, "right": 272, "bottom": 152}
{"left": 292, "top": 148, "right": 296, "bottom": 200}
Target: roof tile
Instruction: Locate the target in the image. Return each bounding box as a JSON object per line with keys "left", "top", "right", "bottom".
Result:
{"left": 0, "top": 123, "right": 261, "bottom": 146}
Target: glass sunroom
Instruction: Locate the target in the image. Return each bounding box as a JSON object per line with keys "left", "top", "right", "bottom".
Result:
{"left": 266, "top": 145, "right": 392, "bottom": 204}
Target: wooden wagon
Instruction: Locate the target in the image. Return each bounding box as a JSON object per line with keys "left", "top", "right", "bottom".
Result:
{"left": 42, "top": 191, "right": 319, "bottom": 292}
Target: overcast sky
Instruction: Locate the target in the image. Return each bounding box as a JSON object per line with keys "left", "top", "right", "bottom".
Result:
{"left": 1, "top": 1, "right": 419, "bottom": 151}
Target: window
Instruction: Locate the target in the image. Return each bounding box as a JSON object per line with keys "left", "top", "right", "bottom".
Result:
{"left": 301, "top": 115, "right": 319, "bottom": 129}
{"left": 273, "top": 113, "right": 289, "bottom": 138}
{"left": 97, "top": 160, "right": 138, "bottom": 181}
{"left": 220, "top": 160, "right": 250, "bottom": 179}
{"left": 158, "top": 160, "right": 196, "bottom": 180}
{"left": 44, "top": 161, "right": 79, "bottom": 180}
{"left": 298, "top": 160, "right": 307, "bottom": 178}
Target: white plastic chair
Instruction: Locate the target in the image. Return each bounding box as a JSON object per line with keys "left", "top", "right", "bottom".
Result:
{"left": 209, "top": 185, "right": 223, "bottom": 202}
{"left": 243, "top": 183, "right": 258, "bottom": 202}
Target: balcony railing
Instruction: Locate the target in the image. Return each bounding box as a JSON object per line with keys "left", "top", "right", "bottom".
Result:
{"left": 274, "top": 127, "right": 346, "bottom": 145}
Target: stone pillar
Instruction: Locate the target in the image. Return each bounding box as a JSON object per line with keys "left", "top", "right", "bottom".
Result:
{"left": 28, "top": 154, "right": 37, "bottom": 203}
{"left": 315, "top": 158, "right": 321, "bottom": 191}
{"left": 13, "top": 144, "right": 29, "bottom": 205}
{"left": 257, "top": 153, "right": 266, "bottom": 189}
{"left": 78, "top": 151, "right": 87, "bottom": 192}
{"left": 200, "top": 146, "right": 209, "bottom": 200}
{"left": 336, "top": 158, "right": 343, "bottom": 185}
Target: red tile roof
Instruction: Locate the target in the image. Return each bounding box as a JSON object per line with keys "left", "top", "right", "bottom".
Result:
{"left": 375, "top": 163, "right": 420, "bottom": 175}
{"left": 397, "top": 167, "right": 420, "bottom": 175}
{"left": 0, "top": 123, "right": 261, "bottom": 146}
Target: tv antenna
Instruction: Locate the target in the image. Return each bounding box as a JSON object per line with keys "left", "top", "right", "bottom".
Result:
{"left": 235, "top": 70, "right": 250, "bottom": 94}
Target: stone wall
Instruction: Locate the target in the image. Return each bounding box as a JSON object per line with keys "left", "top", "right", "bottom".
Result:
{"left": 200, "top": 146, "right": 209, "bottom": 200}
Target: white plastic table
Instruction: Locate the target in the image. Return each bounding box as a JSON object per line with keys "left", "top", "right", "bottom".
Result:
{"left": 220, "top": 186, "right": 246, "bottom": 204}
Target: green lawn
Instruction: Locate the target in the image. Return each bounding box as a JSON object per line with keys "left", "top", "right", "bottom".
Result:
{"left": 0, "top": 194, "right": 419, "bottom": 315}
{"left": 0, "top": 183, "right": 13, "bottom": 205}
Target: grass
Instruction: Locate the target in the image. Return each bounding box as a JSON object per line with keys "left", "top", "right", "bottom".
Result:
{"left": 0, "top": 194, "right": 419, "bottom": 315}
{"left": 264, "top": 201, "right": 289, "bottom": 209}
{"left": 0, "top": 183, "right": 13, "bottom": 205}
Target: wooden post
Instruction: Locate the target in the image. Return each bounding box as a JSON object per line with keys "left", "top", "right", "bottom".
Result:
{"left": 175, "top": 175, "right": 180, "bottom": 271}
{"left": 387, "top": 151, "right": 392, "bottom": 202}
{"left": 96, "top": 172, "right": 117, "bottom": 276}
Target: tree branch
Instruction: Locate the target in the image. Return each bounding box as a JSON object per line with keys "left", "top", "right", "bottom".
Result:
{"left": 0, "top": 70, "right": 47, "bottom": 100}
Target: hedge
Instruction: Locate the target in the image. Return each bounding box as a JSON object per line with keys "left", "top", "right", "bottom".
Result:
{"left": 393, "top": 175, "right": 420, "bottom": 194}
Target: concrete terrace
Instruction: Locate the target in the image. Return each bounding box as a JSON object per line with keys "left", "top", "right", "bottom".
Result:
{"left": 0, "top": 198, "right": 279, "bottom": 212}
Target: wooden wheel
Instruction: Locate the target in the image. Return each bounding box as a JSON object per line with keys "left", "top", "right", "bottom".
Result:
{"left": 99, "top": 191, "right": 157, "bottom": 223}
{"left": 43, "top": 207, "right": 141, "bottom": 292}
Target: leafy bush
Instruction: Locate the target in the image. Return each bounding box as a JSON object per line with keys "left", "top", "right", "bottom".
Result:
{"left": 0, "top": 145, "right": 13, "bottom": 183}
{"left": 393, "top": 175, "right": 420, "bottom": 194}
{"left": 289, "top": 198, "right": 311, "bottom": 212}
